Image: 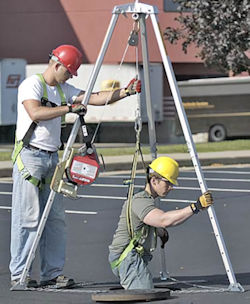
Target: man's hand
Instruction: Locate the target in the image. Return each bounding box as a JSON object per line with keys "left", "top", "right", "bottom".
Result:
{"left": 156, "top": 228, "right": 169, "bottom": 249}
{"left": 68, "top": 104, "right": 87, "bottom": 116}
{"left": 125, "top": 78, "right": 141, "bottom": 96}
{"left": 190, "top": 191, "right": 213, "bottom": 214}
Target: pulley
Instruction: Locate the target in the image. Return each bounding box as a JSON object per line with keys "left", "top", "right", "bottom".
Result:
{"left": 128, "top": 20, "right": 139, "bottom": 46}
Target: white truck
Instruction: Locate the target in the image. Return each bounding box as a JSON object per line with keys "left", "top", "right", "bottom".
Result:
{"left": 0, "top": 58, "right": 26, "bottom": 125}
{"left": 0, "top": 58, "right": 26, "bottom": 142}
{"left": 177, "top": 76, "right": 250, "bottom": 141}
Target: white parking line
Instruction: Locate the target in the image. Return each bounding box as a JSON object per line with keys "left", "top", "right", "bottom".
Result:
{"left": 65, "top": 210, "right": 97, "bottom": 215}
{"left": 202, "top": 170, "right": 250, "bottom": 175}
{"left": 102, "top": 175, "right": 250, "bottom": 182}
{"left": 78, "top": 194, "right": 126, "bottom": 200}
{"left": 0, "top": 205, "right": 97, "bottom": 215}
{"left": 180, "top": 177, "right": 250, "bottom": 182}
{"left": 104, "top": 170, "right": 250, "bottom": 178}
{"left": 0, "top": 180, "right": 250, "bottom": 199}
{"left": 74, "top": 194, "right": 196, "bottom": 204}
{"left": 90, "top": 184, "right": 250, "bottom": 193}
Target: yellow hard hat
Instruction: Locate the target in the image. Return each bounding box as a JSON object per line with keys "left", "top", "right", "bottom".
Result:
{"left": 149, "top": 156, "right": 179, "bottom": 185}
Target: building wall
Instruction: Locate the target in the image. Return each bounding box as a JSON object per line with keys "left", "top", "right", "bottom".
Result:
{"left": 0, "top": 0, "right": 206, "bottom": 64}
{"left": 0, "top": 0, "right": 225, "bottom": 144}
{"left": 0, "top": 0, "right": 225, "bottom": 79}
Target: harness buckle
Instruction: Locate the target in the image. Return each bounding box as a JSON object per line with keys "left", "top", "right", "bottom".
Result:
{"left": 135, "top": 244, "right": 144, "bottom": 256}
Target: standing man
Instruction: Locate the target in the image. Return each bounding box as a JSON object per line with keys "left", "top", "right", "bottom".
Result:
{"left": 109, "top": 156, "right": 213, "bottom": 290}
{"left": 10, "top": 44, "right": 141, "bottom": 288}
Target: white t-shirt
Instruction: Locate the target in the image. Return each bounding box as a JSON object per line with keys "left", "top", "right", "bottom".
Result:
{"left": 16, "top": 75, "right": 81, "bottom": 151}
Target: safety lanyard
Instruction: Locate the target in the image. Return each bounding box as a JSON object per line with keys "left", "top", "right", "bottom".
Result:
{"left": 125, "top": 19, "right": 158, "bottom": 249}
{"left": 79, "top": 115, "right": 92, "bottom": 150}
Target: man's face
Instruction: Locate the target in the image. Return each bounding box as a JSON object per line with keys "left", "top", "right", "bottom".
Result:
{"left": 154, "top": 177, "right": 174, "bottom": 197}
{"left": 55, "top": 64, "right": 73, "bottom": 83}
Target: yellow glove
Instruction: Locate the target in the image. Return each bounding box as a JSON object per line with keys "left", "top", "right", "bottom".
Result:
{"left": 190, "top": 191, "right": 213, "bottom": 214}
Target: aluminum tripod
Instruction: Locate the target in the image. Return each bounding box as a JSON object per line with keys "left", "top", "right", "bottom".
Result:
{"left": 13, "top": 1, "right": 243, "bottom": 292}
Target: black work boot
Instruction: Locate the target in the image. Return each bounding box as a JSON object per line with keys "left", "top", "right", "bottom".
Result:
{"left": 40, "top": 275, "right": 75, "bottom": 288}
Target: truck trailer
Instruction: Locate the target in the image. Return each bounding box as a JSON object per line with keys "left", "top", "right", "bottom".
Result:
{"left": 176, "top": 76, "right": 250, "bottom": 142}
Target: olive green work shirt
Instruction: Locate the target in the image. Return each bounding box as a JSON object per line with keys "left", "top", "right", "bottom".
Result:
{"left": 109, "top": 190, "right": 157, "bottom": 257}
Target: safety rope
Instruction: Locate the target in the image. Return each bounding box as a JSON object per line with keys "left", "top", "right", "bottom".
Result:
{"left": 123, "top": 19, "right": 153, "bottom": 255}
{"left": 91, "top": 43, "right": 130, "bottom": 144}
{"left": 91, "top": 18, "right": 141, "bottom": 145}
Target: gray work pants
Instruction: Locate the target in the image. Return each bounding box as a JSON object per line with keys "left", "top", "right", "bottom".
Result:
{"left": 109, "top": 249, "right": 153, "bottom": 290}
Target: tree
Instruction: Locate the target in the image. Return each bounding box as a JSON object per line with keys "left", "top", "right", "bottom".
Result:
{"left": 164, "top": 0, "right": 250, "bottom": 75}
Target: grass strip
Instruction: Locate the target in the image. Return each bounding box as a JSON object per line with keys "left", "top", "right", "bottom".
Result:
{"left": 1, "top": 139, "right": 249, "bottom": 161}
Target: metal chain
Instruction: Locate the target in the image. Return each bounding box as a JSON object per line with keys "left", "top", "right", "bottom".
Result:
{"left": 21, "top": 282, "right": 230, "bottom": 295}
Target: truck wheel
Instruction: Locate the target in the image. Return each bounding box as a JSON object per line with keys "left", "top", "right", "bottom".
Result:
{"left": 209, "top": 125, "right": 226, "bottom": 142}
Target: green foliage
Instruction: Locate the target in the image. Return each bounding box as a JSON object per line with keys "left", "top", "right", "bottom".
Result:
{"left": 164, "top": 0, "right": 250, "bottom": 75}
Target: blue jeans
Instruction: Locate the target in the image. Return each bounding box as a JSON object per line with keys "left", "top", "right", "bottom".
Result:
{"left": 109, "top": 249, "right": 154, "bottom": 289}
{"left": 9, "top": 147, "right": 66, "bottom": 281}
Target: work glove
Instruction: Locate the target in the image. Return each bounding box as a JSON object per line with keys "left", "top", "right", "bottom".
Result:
{"left": 125, "top": 78, "right": 141, "bottom": 96}
{"left": 156, "top": 228, "right": 169, "bottom": 249}
{"left": 190, "top": 191, "right": 213, "bottom": 214}
{"left": 68, "top": 104, "right": 87, "bottom": 116}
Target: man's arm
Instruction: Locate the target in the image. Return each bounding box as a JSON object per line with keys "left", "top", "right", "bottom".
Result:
{"left": 74, "top": 88, "right": 128, "bottom": 106}
{"left": 74, "top": 78, "right": 141, "bottom": 106}
{"left": 143, "top": 206, "right": 193, "bottom": 228}
{"left": 23, "top": 99, "right": 69, "bottom": 121}
{"left": 143, "top": 192, "right": 214, "bottom": 228}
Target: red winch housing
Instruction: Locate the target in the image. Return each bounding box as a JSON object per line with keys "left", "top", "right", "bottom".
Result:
{"left": 69, "top": 152, "right": 100, "bottom": 185}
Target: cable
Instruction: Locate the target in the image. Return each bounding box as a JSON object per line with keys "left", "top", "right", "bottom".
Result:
{"left": 91, "top": 43, "right": 130, "bottom": 144}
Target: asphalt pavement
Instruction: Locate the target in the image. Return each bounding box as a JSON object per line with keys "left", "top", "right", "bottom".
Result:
{"left": 1, "top": 166, "right": 250, "bottom": 304}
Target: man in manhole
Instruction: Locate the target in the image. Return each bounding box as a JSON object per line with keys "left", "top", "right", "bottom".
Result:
{"left": 109, "top": 156, "right": 213, "bottom": 289}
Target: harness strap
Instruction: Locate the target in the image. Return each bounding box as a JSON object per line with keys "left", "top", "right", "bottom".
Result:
{"left": 55, "top": 82, "right": 67, "bottom": 127}
{"left": 36, "top": 73, "right": 67, "bottom": 127}
{"left": 16, "top": 153, "right": 52, "bottom": 189}
{"left": 12, "top": 73, "right": 65, "bottom": 188}
{"left": 110, "top": 128, "right": 146, "bottom": 270}
{"left": 12, "top": 122, "right": 37, "bottom": 164}
{"left": 110, "top": 230, "right": 143, "bottom": 270}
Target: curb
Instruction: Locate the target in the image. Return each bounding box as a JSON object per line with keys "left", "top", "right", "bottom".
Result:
{"left": 103, "top": 157, "right": 250, "bottom": 172}
{"left": 1, "top": 154, "right": 250, "bottom": 178}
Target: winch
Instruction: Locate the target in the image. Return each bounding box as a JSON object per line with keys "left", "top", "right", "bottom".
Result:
{"left": 50, "top": 116, "right": 100, "bottom": 198}
{"left": 67, "top": 147, "right": 99, "bottom": 186}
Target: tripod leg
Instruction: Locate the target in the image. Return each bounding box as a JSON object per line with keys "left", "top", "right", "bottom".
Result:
{"left": 160, "top": 247, "right": 169, "bottom": 281}
{"left": 150, "top": 13, "right": 243, "bottom": 292}
{"left": 139, "top": 14, "right": 157, "bottom": 160}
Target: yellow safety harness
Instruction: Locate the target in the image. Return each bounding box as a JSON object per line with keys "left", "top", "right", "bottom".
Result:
{"left": 111, "top": 20, "right": 157, "bottom": 270}
{"left": 110, "top": 126, "right": 145, "bottom": 270}
{"left": 111, "top": 119, "right": 157, "bottom": 270}
{"left": 12, "top": 74, "right": 67, "bottom": 189}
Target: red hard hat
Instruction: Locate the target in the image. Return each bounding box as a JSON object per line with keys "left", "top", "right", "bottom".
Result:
{"left": 52, "top": 45, "right": 82, "bottom": 76}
